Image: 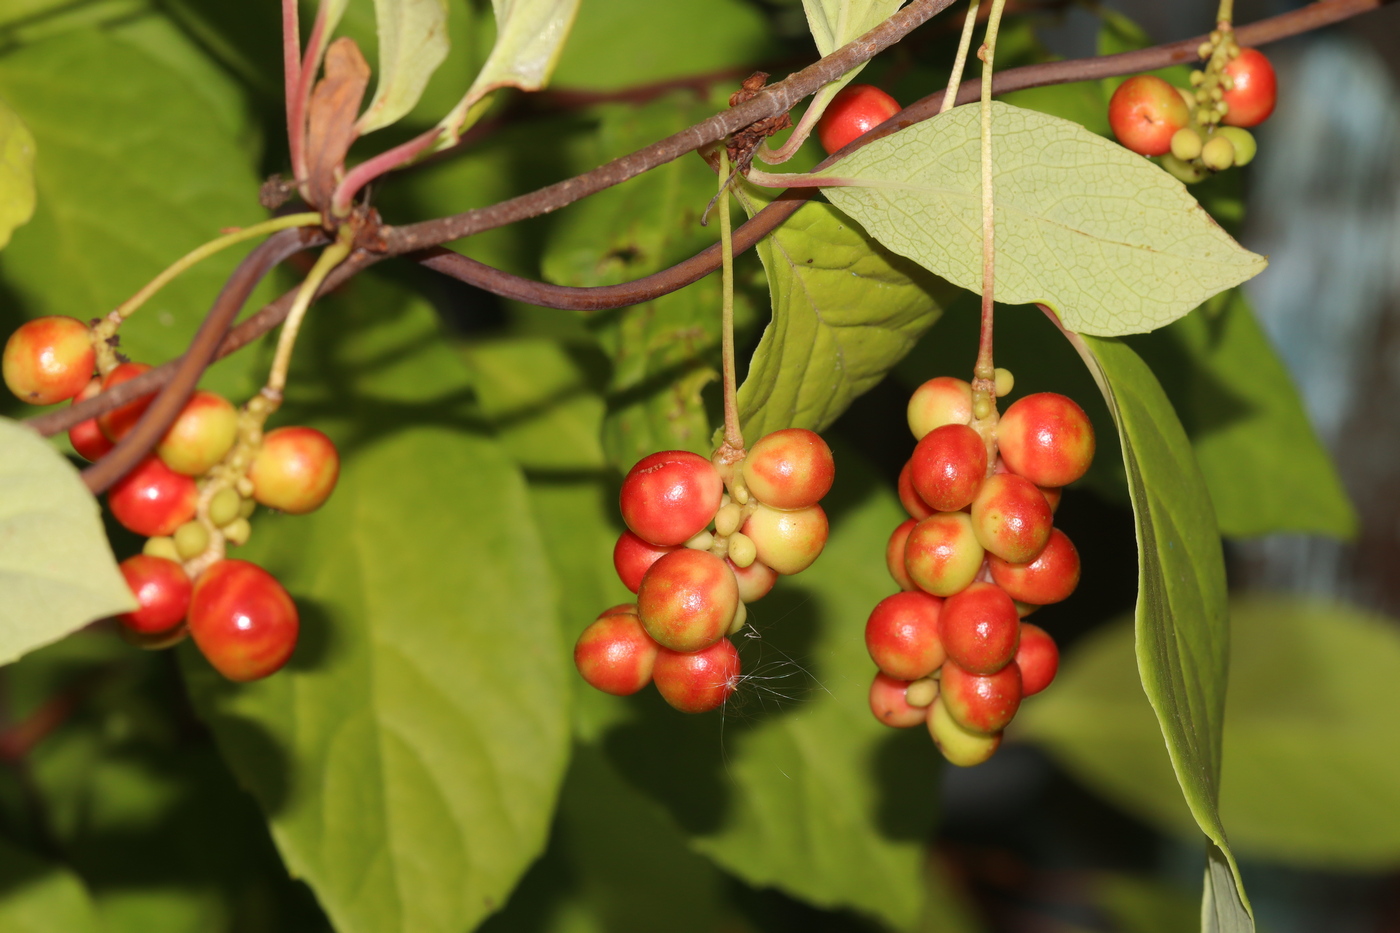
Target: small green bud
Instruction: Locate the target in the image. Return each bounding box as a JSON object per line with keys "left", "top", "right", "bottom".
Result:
{"left": 142, "top": 536, "right": 181, "bottom": 562}
{"left": 238, "top": 494, "right": 257, "bottom": 519}
{"left": 728, "top": 532, "right": 757, "bottom": 568}
{"left": 685, "top": 530, "right": 715, "bottom": 551}
{"left": 972, "top": 395, "right": 993, "bottom": 420}
{"left": 1171, "top": 127, "right": 1203, "bottom": 161}
{"left": 1216, "top": 126, "right": 1257, "bottom": 166}
{"left": 993, "top": 368, "right": 1014, "bottom": 398}
{"left": 1189, "top": 70, "right": 1205, "bottom": 87}
{"left": 223, "top": 517, "right": 252, "bottom": 546}
{"left": 173, "top": 521, "right": 210, "bottom": 560}
{"left": 209, "top": 487, "right": 242, "bottom": 527}
{"left": 1197, "top": 41, "right": 1213, "bottom": 60}
{"left": 905, "top": 678, "right": 939, "bottom": 708}
{"left": 714, "top": 502, "right": 743, "bottom": 538}
{"left": 727, "top": 599, "right": 748, "bottom": 635}
{"left": 1201, "top": 134, "right": 1235, "bottom": 171}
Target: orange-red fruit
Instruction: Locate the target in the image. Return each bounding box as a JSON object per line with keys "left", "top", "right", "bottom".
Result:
{"left": 68, "top": 378, "right": 114, "bottom": 462}
{"left": 3, "top": 315, "right": 95, "bottom": 405}
{"left": 96, "top": 362, "right": 156, "bottom": 442}
{"left": 869, "top": 672, "right": 927, "bottom": 728}
{"left": 637, "top": 549, "right": 739, "bottom": 652}
{"left": 117, "top": 555, "right": 192, "bottom": 635}
{"left": 939, "top": 581, "right": 1020, "bottom": 674}
{"left": 1015, "top": 623, "right": 1060, "bottom": 696}
{"left": 817, "top": 83, "right": 900, "bottom": 155}
{"left": 989, "top": 527, "right": 1080, "bottom": 605}
{"left": 613, "top": 530, "right": 679, "bottom": 593}
{"left": 864, "top": 590, "right": 945, "bottom": 681}
{"left": 897, "top": 460, "right": 934, "bottom": 521}
{"left": 574, "top": 607, "right": 660, "bottom": 696}
{"left": 1222, "top": 48, "right": 1277, "bottom": 128}
{"left": 728, "top": 558, "right": 778, "bottom": 603}
{"left": 909, "top": 423, "right": 987, "bottom": 512}
{"left": 619, "top": 450, "right": 724, "bottom": 547}
{"left": 740, "top": 503, "right": 828, "bottom": 575}
{"left": 1107, "top": 75, "right": 1190, "bottom": 156}
{"left": 741, "top": 428, "right": 835, "bottom": 510}
{"left": 107, "top": 456, "right": 199, "bottom": 537}
{"left": 157, "top": 390, "right": 238, "bottom": 476}
{"left": 653, "top": 638, "right": 741, "bottom": 713}
{"left": 997, "top": 392, "right": 1095, "bottom": 488}
{"left": 907, "top": 376, "right": 973, "bottom": 439}
{"left": 940, "top": 660, "right": 1023, "bottom": 734}
{"left": 886, "top": 519, "right": 917, "bottom": 591}
{"left": 970, "top": 473, "right": 1054, "bottom": 564}
{"left": 188, "top": 559, "right": 299, "bottom": 682}
{"left": 903, "top": 511, "right": 984, "bottom": 597}
{"left": 250, "top": 426, "right": 340, "bottom": 514}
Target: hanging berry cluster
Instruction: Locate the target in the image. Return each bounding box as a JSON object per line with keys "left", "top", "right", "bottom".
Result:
{"left": 866, "top": 372, "right": 1093, "bottom": 766}
{"left": 3, "top": 314, "right": 339, "bottom": 681}
{"left": 574, "top": 429, "right": 835, "bottom": 713}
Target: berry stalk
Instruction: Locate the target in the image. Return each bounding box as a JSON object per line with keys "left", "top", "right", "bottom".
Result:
{"left": 265, "top": 223, "right": 354, "bottom": 399}
{"left": 716, "top": 147, "right": 745, "bottom": 456}
{"left": 972, "top": 0, "right": 1009, "bottom": 466}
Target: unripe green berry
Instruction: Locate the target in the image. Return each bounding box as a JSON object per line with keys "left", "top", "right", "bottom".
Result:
{"left": 143, "top": 536, "right": 181, "bottom": 562}
{"left": 905, "top": 677, "right": 938, "bottom": 708}
{"left": 727, "top": 531, "right": 756, "bottom": 568}
{"left": 1189, "top": 71, "right": 1205, "bottom": 87}
{"left": 223, "top": 517, "right": 252, "bottom": 546}
{"left": 209, "top": 487, "right": 242, "bottom": 528}
{"left": 728, "top": 599, "right": 748, "bottom": 635}
{"left": 1216, "top": 126, "right": 1256, "bottom": 165}
{"left": 714, "top": 502, "right": 743, "bottom": 538}
{"left": 1170, "top": 127, "right": 1203, "bottom": 161}
{"left": 1161, "top": 154, "right": 1207, "bottom": 184}
{"left": 238, "top": 494, "right": 256, "bottom": 519}
{"left": 1201, "top": 134, "right": 1235, "bottom": 171}
{"left": 173, "top": 521, "right": 210, "bottom": 560}
{"left": 686, "top": 530, "right": 715, "bottom": 550}
{"left": 993, "top": 368, "right": 1014, "bottom": 398}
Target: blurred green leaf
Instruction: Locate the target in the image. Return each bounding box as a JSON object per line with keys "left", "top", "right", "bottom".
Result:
{"left": 357, "top": 0, "right": 450, "bottom": 134}
{"left": 1096, "top": 10, "right": 1193, "bottom": 98}
{"left": 1074, "top": 335, "right": 1251, "bottom": 927}
{"left": 1091, "top": 873, "right": 1198, "bottom": 933}
{"left": 823, "top": 103, "right": 1267, "bottom": 336}
{"left": 0, "top": 418, "right": 133, "bottom": 665}
{"left": 0, "top": 96, "right": 35, "bottom": 250}
{"left": 0, "top": 837, "right": 100, "bottom": 933}
{"left": 733, "top": 181, "right": 955, "bottom": 440}
{"left": 183, "top": 277, "right": 571, "bottom": 933}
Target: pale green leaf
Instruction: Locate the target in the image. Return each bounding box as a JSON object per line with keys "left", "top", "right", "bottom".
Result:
{"left": 356, "top": 0, "right": 450, "bottom": 134}
{"left": 823, "top": 102, "right": 1268, "bottom": 336}
{"left": 0, "top": 95, "right": 35, "bottom": 251}
{"left": 0, "top": 838, "right": 101, "bottom": 933}
{"left": 733, "top": 180, "right": 955, "bottom": 440}
{"left": 0, "top": 418, "right": 133, "bottom": 665}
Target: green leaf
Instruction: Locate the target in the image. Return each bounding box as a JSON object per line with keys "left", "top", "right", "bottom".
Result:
{"left": 183, "top": 278, "right": 571, "bottom": 933}
{"left": 0, "top": 418, "right": 133, "bottom": 665}
{"left": 1019, "top": 596, "right": 1400, "bottom": 872}
{"left": 822, "top": 102, "right": 1268, "bottom": 336}
{"left": 0, "top": 837, "right": 100, "bottom": 933}
{"left": 733, "top": 181, "right": 955, "bottom": 440}
{"left": 1096, "top": 10, "right": 1193, "bottom": 98}
{"left": 0, "top": 95, "right": 35, "bottom": 250}
{"left": 1130, "top": 290, "right": 1356, "bottom": 539}
{"left": 1070, "top": 334, "right": 1251, "bottom": 927}
{"left": 357, "top": 0, "right": 451, "bottom": 134}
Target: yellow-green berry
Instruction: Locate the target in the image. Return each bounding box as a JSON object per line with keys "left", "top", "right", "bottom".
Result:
{"left": 209, "top": 487, "right": 242, "bottom": 528}
{"left": 1171, "top": 127, "right": 1203, "bottom": 161}
{"left": 1201, "top": 134, "right": 1235, "bottom": 171}
{"left": 143, "top": 536, "right": 180, "bottom": 562}
{"left": 1216, "top": 126, "right": 1257, "bottom": 166}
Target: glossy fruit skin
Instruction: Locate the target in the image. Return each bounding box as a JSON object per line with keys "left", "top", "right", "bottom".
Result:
{"left": 1221, "top": 48, "right": 1277, "bottom": 128}
{"left": 117, "top": 555, "right": 192, "bottom": 635}
{"left": 817, "top": 83, "right": 900, "bottom": 154}
{"left": 574, "top": 607, "right": 659, "bottom": 696}
{"left": 619, "top": 450, "right": 724, "bottom": 547}
{"left": 96, "top": 362, "right": 156, "bottom": 442}
{"left": 157, "top": 390, "right": 238, "bottom": 476}
{"left": 741, "top": 503, "right": 828, "bottom": 575}
{"left": 68, "top": 378, "right": 114, "bottom": 462}
{"left": 727, "top": 558, "right": 777, "bottom": 603}
{"left": 741, "top": 428, "right": 834, "bottom": 510}
{"left": 940, "top": 660, "right": 1022, "bottom": 734}
{"left": 927, "top": 696, "right": 1002, "bottom": 767}
{"left": 940, "top": 581, "right": 1020, "bottom": 674}
{"left": 885, "top": 519, "right": 917, "bottom": 591}
{"left": 903, "top": 511, "right": 984, "bottom": 597}
{"left": 1108, "top": 75, "right": 1190, "bottom": 156}
{"left": 3, "top": 315, "right": 94, "bottom": 405}
{"left": 637, "top": 549, "right": 738, "bottom": 652}
{"left": 909, "top": 423, "right": 987, "bottom": 512}
{"left": 653, "top": 638, "right": 741, "bottom": 713}
{"left": 108, "top": 456, "right": 199, "bottom": 537}
{"left": 188, "top": 559, "right": 299, "bottom": 681}
{"left": 907, "top": 376, "right": 973, "bottom": 440}
{"left": 613, "top": 530, "right": 678, "bottom": 593}
{"left": 250, "top": 426, "right": 340, "bottom": 514}
{"left": 997, "top": 392, "right": 1095, "bottom": 488}
{"left": 989, "top": 527, "right": 1080, "bottom": 605}
{"left": 1015, "top": 623, "right": 1059, "bottom": 696}
{"left": 970, "top": 472, "right": 1053, "bottom": 564}
{"left": 869, "top": 672, "right": 928, "bottom": 728}
{"left": 897, "top": 460, "right": 935, "bottom": 520}
{"left": 864, "top": 591, "right": 945, "bottom": 681}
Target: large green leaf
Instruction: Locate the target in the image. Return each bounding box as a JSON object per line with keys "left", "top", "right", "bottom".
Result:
{"left": 356, "top": 0, "right": 451, "bottom": 134}
{"left": 733, "top": 181, "right": 955, "bottom": 440}
{"left": 822, "top": 102, "right": 1268, "bottom": 336}
{"left": 182, "top": 278, "right": 571, "bottom": 933}
{"left": 1131, "top": 291, "right": 1356, "bottom": 539}
{"left": 1069, "top": 335, "right": 1251, "bottom": 928}
{"left": 0, "top": 418, "right": 133, "bottom": 665}
{"left": 0, "top": 837, "right": 100, "bottom": 933}
{"left": 0, "top": 95, "right": 35, "bottom": 250}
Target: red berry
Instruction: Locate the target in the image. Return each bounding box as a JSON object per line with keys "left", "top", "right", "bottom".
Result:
{"left": 970, "top": 473, "right": 1053, "bottom": 564}
{"left": 868, "top": 672, "right": 928, "bottom": 728}
{"left": 727, "top": 557, "right": 777, "bottom": 603}
{"left": 940, "top": 660, "right": 1022, "bottom": 734}
{"left": 96, "top": 362, "right": 156, "bottom": 442}
{"left": 886, "top": 519, "right": 917, "bottom": 592}
{"left": 741, "top": 428, "right": 835, "bottom": 510}
{"left": 740, "top": 503, "right": 828, "bottom": 575}
{"left": 1222, "top": 48, "right": 1277, "bottom": 128}
{"left": 68, "top": 378, "right": 114, "bottom": 462}
{"left": 864, "top": 591, "right": 945, "bottom": 681}
{"left": 1108, "top": 75, "right": 1190, "bottom": 156}
{"left": 653, "top": 638, "right": 741, "bottom": 713}
{"left": 907, "top": 376, "right": 973, "bottom": 440}
{"left": 939, "top": 581, "right": 1019, "bottom": 674}
{"left": 909, "top": 423, "right": 987, "bottom": 512}
{"left": 997, "top": 392, "right": 1095, "bottom": 488}
{"left": 3, "top": 315, "right": 94, "bottom": 405}
{"left": 574, "top": 606, "right": 659, "bottom": 696}
{"left": 817, "top": 83, "right": 901, "bottom": 155}
{"left": 613, "top": 531, "right": 678, "bottom": 593}
{"left": 107, "top": 456, "right": 198, "bottom": 537}
{"left": 989, "top": 527, "right": 1080, "bottom": 605}
{"left": 250, "top": 426, "right": 340, "bottom": 514}
{"left": 619, "top": 450, "right": 723, "bottom": 547}
{"left": 157, "top": 390, "right": 238, "bottom": 476}
{"left": 903, "top": 511, "right": 984, "bottom": 597}
{"left": 116, "top": 555, "right": 191, "bottom": 635}
{"left": 637, "top": 549, "right": 738, "bottom": 652}
{"left": 1015, "top": 623, "right": 1059, "bottom": 696}
{"left": 897, "top": 460, "right": 934, "bottom": 521}
{"left": 188, "top": 559, "right": 299, "bottom": 681}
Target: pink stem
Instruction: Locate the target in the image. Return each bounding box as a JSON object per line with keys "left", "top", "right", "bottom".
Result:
{"left": 331, "top": 128, "right": 440, "bottom": 215}
{"left": 291, "top": 6, "right": 329, "bottom": 186}
{"left": 282, "top": 0, "right": 302, "bottom": 178}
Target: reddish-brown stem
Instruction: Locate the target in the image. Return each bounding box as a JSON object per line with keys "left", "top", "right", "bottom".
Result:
{"left": 331, "top": 127, "right": 440, "bottom": 215}
{"left": 291, "top": 4, "right": 330, "bottom": 188}
{"left": 283, "top": 0, "right": 302, "bottom": 180}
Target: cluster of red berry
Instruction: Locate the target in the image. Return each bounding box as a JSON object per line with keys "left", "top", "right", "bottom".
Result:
{"left": 1109, "top": 38, "right": 1277, "bottom": 182}
{"left": 3, "top": 314, "right": 339, "bottom": 681}
{"left": 574, "top": 429, "right": 835, "bottom": 713}
{"left": 865, "top": 375, "right": 1093, "bottom": 765}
